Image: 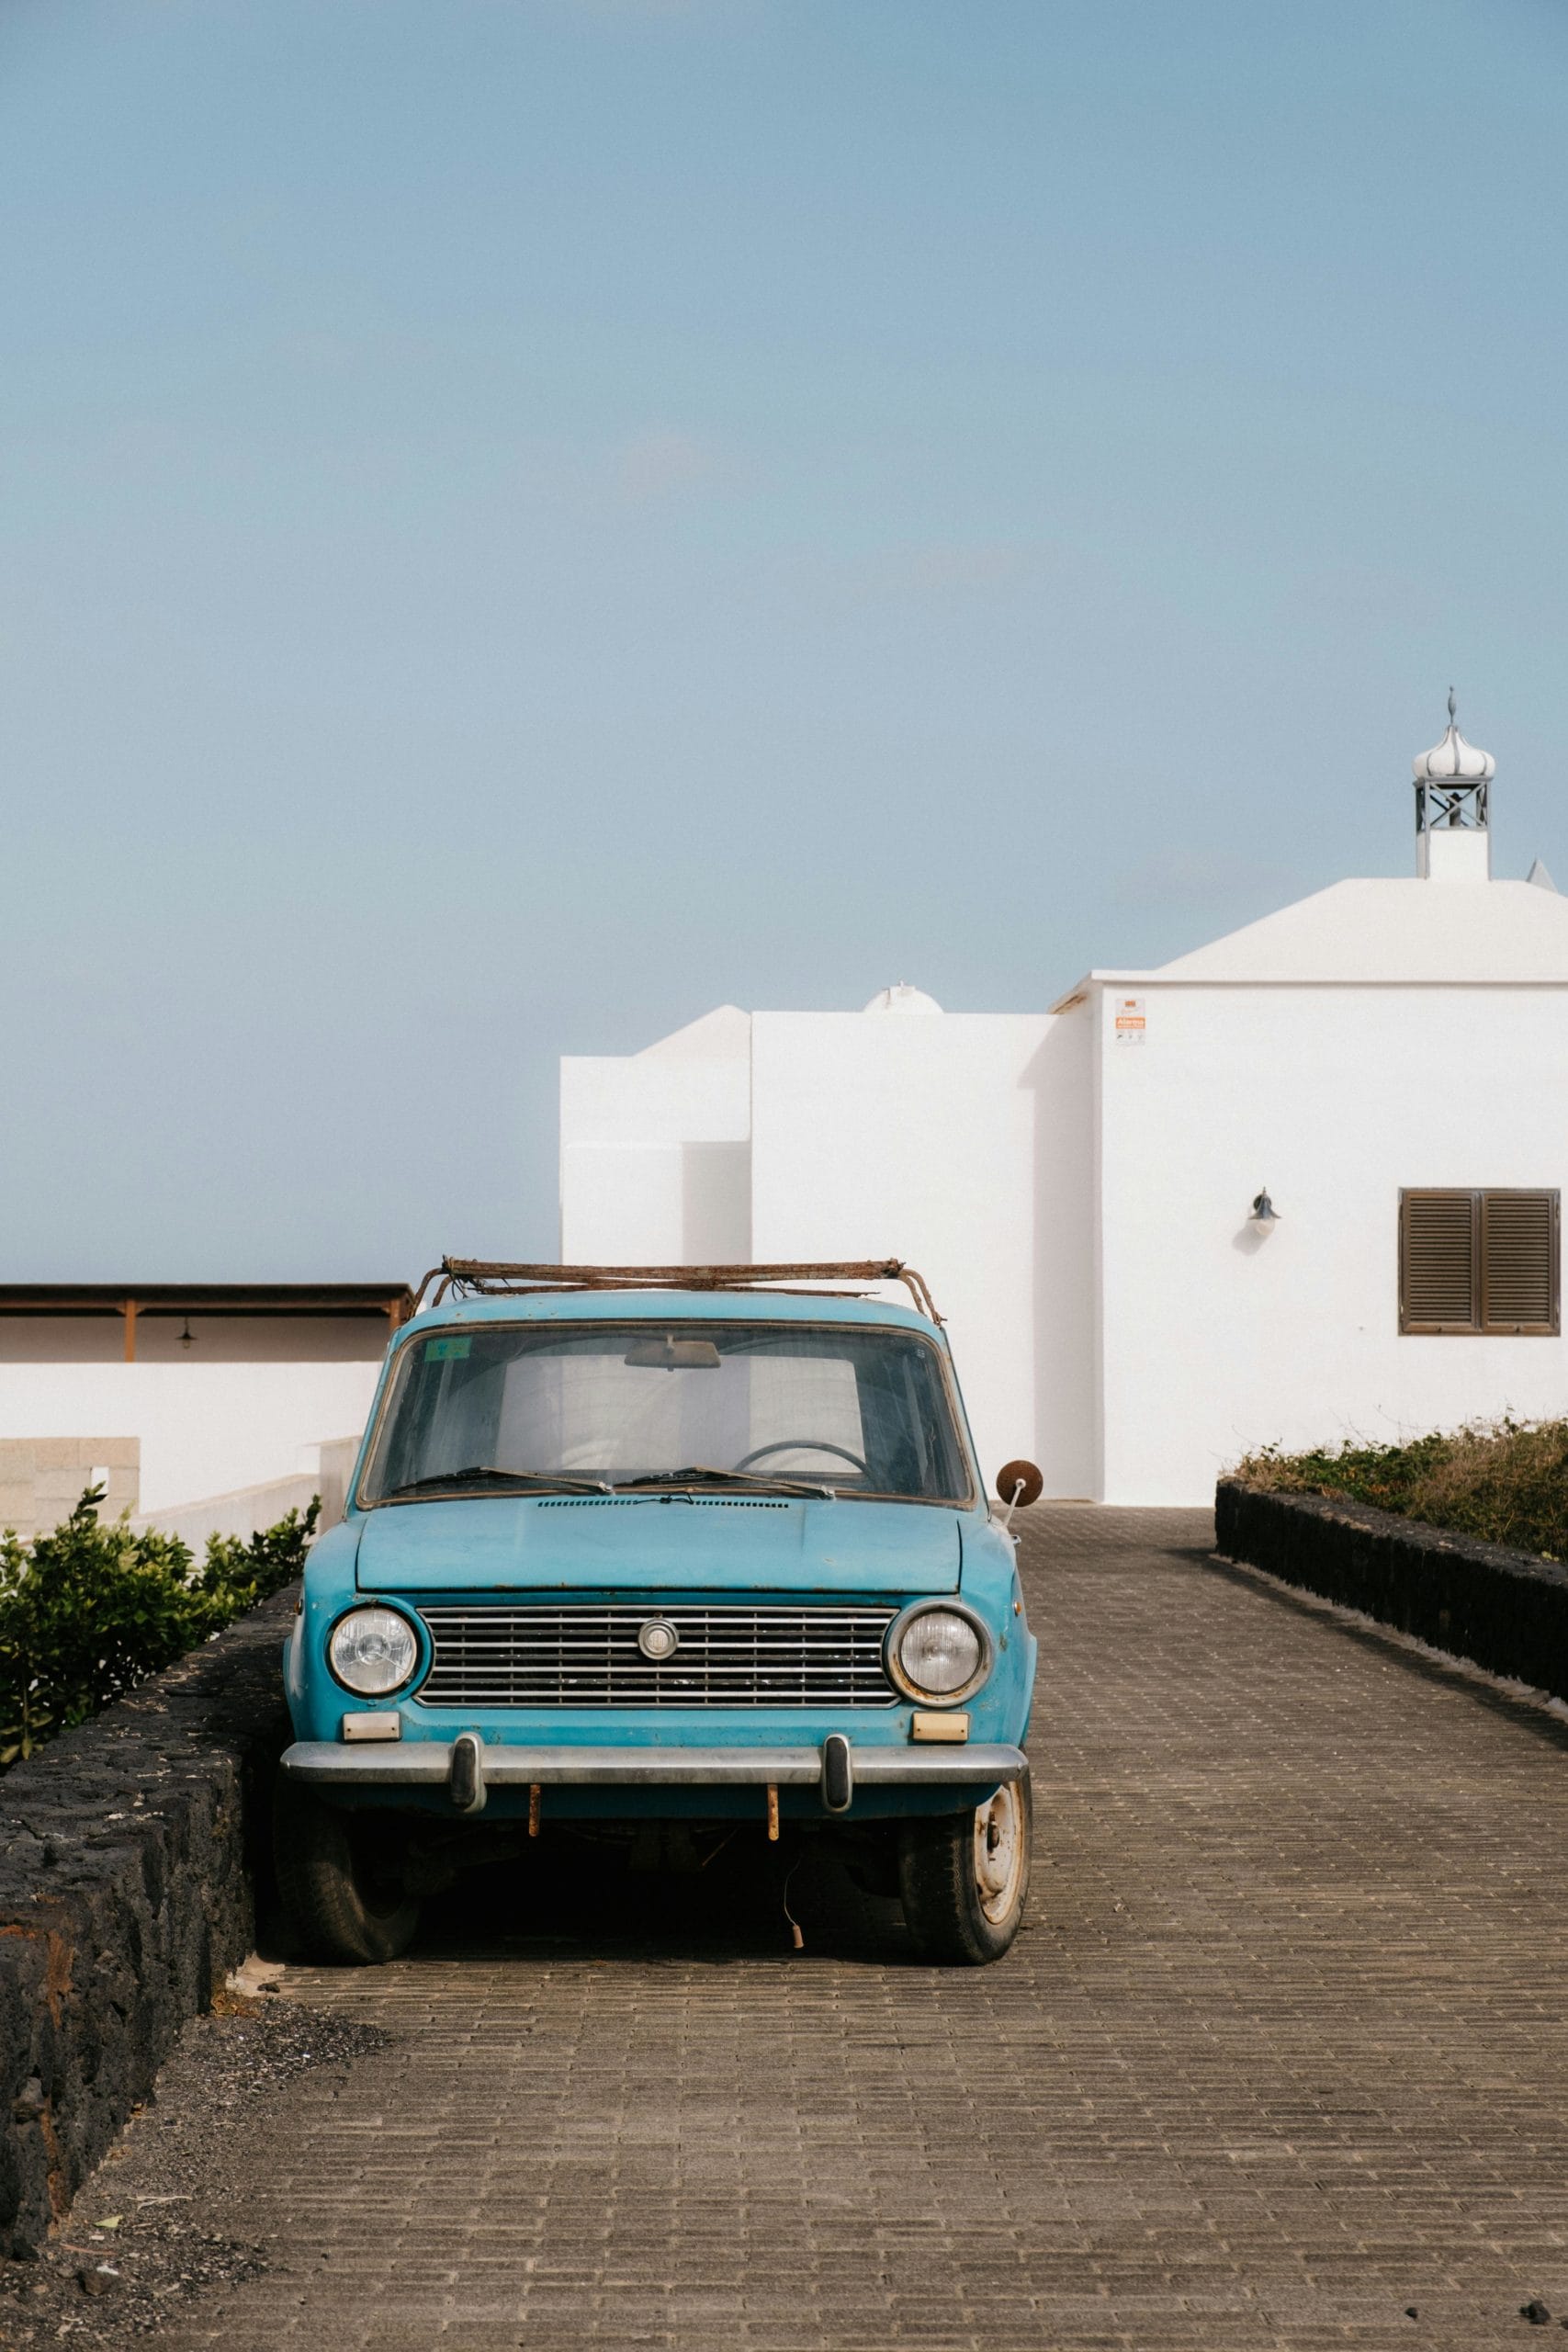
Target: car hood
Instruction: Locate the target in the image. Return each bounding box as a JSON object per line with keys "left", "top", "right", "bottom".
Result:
{"left": 355, "top": 1493, "right": 961, "bottom": 1596}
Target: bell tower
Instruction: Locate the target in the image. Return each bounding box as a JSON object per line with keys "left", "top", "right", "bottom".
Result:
{"left": 1413, "top": 691, "right": 1495, "bottom": 882}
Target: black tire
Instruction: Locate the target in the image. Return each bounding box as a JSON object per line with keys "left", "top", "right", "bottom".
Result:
{"left": 897, "top": 1774, "right": 1032, "bottom": 1965}
{"left": 273, "top": 1780, "right": 422, "bottom": 1965}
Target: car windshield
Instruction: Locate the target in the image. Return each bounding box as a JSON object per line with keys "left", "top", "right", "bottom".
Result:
{"left": 360, "top": 1318, "right": 971, "bottom": 1506}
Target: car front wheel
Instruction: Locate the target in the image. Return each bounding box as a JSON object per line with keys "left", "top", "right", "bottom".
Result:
{"left": 273, "top": 1781, "right": 422, "bottom": 1965}
{"left": 897, "top": 1774, "right": 1032, "bottom": 1964}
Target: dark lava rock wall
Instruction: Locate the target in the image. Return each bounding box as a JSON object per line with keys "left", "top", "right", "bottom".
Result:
{"left": 0, "top": 1589, "right": 294, "bottom": 2257}
{"left": 1216, "top": 1479, "right": 1568, "bottom": 1699}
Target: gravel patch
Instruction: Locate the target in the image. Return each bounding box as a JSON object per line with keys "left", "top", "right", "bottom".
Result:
{"left": 0, "top": 1975, "right": 389, "bottom": 2348}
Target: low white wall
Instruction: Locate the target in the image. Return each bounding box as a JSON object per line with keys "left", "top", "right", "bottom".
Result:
{"left": 0, "top": 1363, "right": 383, "bottom": 1514}
{"left": 134, "top": 1474, "right": 323, "bottom": 1548}
{"left": 131, "top": 1435, "right": 364, "bottom": 1548}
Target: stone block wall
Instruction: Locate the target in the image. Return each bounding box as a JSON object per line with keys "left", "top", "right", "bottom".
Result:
{"left": 0, "top": 1439, "right": 140, "bottom": 1544}
{"left": 0, "top": 1588, "right": 294, "bottom": 2256}
{"left": 1215, "top": 1478, "right": 1568, "bottom": 1700}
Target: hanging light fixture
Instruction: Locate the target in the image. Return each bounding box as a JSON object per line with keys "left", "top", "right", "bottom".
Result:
{"left": 178, "top": 1317, "right": 196, "bottom": 1351}
{"left": 1248, "top": 1188, "right": 1280, "bottom": 1227}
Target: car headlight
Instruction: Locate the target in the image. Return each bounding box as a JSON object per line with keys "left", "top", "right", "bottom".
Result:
{"left": 329, "top": 1606, "right": 419, "bottom": 1697}
{"left": 886, "top": 1600, "right": 992, "bottom": 1705}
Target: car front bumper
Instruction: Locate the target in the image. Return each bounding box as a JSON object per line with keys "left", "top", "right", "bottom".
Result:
{"left": 281, "top": 1736, "right": 1027, "bottom": 1815}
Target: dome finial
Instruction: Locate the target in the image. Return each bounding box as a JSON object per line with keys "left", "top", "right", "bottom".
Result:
{"left": 1413, "top": 694, "right": 1494, "bottom": 797}
{"left": 1413, "top": 691, "right": 1495, "bottom": 874}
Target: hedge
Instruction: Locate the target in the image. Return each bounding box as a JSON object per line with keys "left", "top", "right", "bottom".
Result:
{"left": 1, "top": 1488, "right": 317, "bottom": 1770}
{"left": 1232, "top": 1418, "right": 1568, "bottom": 1562}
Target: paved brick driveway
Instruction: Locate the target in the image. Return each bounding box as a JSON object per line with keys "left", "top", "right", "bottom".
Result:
{"left": 167, "top": 1509, "right": 1568, "bottom": 2350}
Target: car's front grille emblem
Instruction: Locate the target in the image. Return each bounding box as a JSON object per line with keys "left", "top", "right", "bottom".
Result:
{"left": 637, "top": 1617, "right": 681, "bottom": 1663}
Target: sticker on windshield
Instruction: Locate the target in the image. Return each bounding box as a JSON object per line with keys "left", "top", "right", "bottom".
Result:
{"left": 424, "top": 1335, "right": 472, "bottom": 1362}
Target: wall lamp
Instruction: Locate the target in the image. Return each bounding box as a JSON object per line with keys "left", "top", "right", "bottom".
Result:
{"left": 1248, "top": 1188, "right": 1280, "bottom": 1228}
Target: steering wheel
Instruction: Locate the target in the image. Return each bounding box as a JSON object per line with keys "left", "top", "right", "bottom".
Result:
{"left": 733, "top": 1439, "right": 870, "bottom": 1475}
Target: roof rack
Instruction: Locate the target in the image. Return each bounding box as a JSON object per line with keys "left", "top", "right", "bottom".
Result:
{"left": 417, "top": 1258, "right": 942, "bottom": 1324}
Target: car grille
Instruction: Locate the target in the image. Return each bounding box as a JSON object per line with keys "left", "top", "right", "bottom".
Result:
{"left": 414, "top": 1604, "right": 899, "bottom": 1710}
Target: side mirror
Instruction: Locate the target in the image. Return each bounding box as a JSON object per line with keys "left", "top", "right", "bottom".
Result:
{"left": 994, "top": 1459, "right": 1043, "bottom": 1528}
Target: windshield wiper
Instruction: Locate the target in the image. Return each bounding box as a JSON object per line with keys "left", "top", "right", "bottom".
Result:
{"left": 385, "top": 1466, "right": 613, "bottom": 1498}
{"left": 612, "top": 1464, "right": 838, "bottom": 1501}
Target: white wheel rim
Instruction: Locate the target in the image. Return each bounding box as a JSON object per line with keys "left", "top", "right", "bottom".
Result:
{"left": 972, "top": 1783, "right": 1025, "bottom": 1924}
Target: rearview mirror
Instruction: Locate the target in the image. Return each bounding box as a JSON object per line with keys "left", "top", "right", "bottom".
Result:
{"left": 995, "top": 1459, "right": 1043, "bottom": 1510}
{"left": 623, "top": 1335, "right": 722, "bottom": 1371}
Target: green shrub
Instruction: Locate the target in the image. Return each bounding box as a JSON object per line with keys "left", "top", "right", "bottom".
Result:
{"left": 0, "top": 1487, "right": 318, "bottom": 1768}
{"left": 1234, "top": 1419, "right": 1568, "bottom": 1562}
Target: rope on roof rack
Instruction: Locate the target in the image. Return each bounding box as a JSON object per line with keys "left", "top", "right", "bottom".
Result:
{"left": 416, "top": 1259, "right": 943, "bottom": 1323}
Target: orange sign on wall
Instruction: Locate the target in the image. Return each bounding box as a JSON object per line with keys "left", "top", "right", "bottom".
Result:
{"left": 1113, "top": 994, "right": 1146, "bottom": 1045}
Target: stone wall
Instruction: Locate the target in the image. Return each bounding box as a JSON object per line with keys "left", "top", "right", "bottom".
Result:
{"left": 1214, "top": 1478, "right": 1568, "bottom": 1699}
{"left": 0, "top": 1589, "right": 294, "bottom": 2257}
{"left": 0, "top": 1439, "right": 140, "bottom": 1544}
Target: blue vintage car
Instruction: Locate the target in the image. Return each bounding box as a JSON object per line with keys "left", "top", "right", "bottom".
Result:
{"left": 275, "top": 1260, "right": 1039, "bottom": 1966}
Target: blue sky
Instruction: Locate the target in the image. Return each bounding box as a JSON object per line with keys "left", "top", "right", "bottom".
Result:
{"left": 4, "top": 0, "right": 1566, "bottom": 1274}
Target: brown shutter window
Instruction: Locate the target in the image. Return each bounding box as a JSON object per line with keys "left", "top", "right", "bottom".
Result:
{"left": 1400, "top": 1191, "right": 1478, "bottom": 1331}
{"left": 1481, "top": 1191, "right": 1559, "bottom": 1333}
{"left": 1400, "top": 1190, "right": 1559, "bottom": 1336}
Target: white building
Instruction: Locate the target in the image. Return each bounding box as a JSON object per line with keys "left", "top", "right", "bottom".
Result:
{"left": 0, "top": 1283, "right": 410, "bottom": 1541}
{"left": 560, "top": 707, "right": 1568, "bottom": 1504}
